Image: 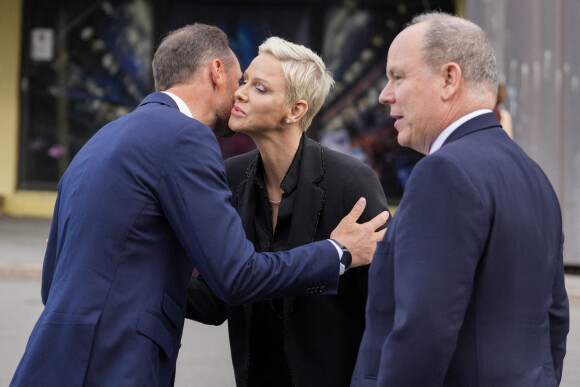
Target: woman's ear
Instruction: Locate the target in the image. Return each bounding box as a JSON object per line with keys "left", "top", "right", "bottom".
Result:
{"left": 285, "top": 100, "right": 308, "bottom": 124}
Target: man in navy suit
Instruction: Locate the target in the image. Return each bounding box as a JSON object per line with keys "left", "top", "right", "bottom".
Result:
{"left": 351, "top": 12, "right": 569, "bottom": 387}
{"left": 10, "top": 24, "right": 388, "bottom": 387}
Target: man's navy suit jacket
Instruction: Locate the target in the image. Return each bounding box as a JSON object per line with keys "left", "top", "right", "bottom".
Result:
{"left": 351, "top": 113, "right": 569, "bottom": 386}
{"left": 10, "top": 93, "right": 339, "bottom": 386}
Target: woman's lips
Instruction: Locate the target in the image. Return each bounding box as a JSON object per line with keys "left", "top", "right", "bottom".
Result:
{"left": 231, "top": 106, "right": 246, "bottom": 116}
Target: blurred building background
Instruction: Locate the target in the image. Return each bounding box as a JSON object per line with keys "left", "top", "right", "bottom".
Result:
{"left": 1, "top": 0, "right": 578, "bottom": 266}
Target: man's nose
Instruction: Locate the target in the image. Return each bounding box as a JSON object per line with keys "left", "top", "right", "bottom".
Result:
{"left": 378, "top": 83, "right": 393, "bottom": 105}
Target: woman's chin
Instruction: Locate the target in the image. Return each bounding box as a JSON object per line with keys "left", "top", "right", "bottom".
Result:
{"left": 227, "top": 121, "right": 244, "bottom": 133}
{"left": 229, "top": 126, "right": 247, "bottom": 134}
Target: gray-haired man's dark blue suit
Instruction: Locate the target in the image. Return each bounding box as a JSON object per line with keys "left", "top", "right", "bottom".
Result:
{"left": 351, "top": 113, "right": 569, "bottom": 386}
{"left": 10, "top": 92, "right": 341, "bottom": 386}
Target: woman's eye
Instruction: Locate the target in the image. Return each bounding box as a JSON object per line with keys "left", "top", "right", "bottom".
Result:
{"left": 255, "top": 85, "right": 266, "bottom": 93}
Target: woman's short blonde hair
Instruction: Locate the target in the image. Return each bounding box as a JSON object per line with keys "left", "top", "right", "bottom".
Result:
{"left": 258, "top": 37, "right": 334, "bottom": 131}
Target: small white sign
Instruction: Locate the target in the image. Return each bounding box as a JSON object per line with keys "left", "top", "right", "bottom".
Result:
{"left": 31, "top": 28, "right": 54, "bottom": 61}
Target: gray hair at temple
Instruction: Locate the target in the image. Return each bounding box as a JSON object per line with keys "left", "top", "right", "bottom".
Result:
{"left": 410, "top": 12, "right": 498, "bottom": 97}
{"left": 152, "top": 24, "right": 236, "bottom": 91}
{"left": 258, "top": 37, "right": 335, "bottom": 131}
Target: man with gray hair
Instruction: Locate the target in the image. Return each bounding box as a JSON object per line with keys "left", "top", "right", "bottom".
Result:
{"left": 351, "top": 12, "right": 568, "bottom": 386}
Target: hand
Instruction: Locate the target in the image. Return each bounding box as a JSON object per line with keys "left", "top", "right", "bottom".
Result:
{"left": 330, "top": 197, "right": 389, "bottom": 268}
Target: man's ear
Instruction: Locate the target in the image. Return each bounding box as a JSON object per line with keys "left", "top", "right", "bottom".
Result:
{"left": 285, "top": 100, "right": 308, "bottom": 124}
{"left": 441, "top": 62, "right": 461, "bottom": 101}
{"left": 210, "top": 59, "right": 224, "bottom": 89}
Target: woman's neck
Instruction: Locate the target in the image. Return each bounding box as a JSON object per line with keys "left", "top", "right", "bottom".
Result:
{"left": 253, "top": 131, "right": 302, "bottom": 200}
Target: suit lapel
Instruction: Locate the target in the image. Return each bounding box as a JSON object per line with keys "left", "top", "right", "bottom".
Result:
{"left": 284, "top": 137, "right": 326, "bottom": 322}
{"left": 287, "top": 137, "right": 326, "bottom": 247}
{"left": 234, "top": 159, "right": 259, "bottom": 244}
{"left": 230, "top": 157, "right": 260, "bottom": 327}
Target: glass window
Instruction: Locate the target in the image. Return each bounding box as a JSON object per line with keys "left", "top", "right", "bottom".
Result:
{"left": 19, "top": 0, "right": 153, "bottom": 190}
{"left": 19, "top": 0, "right": 454, "bottom": 203}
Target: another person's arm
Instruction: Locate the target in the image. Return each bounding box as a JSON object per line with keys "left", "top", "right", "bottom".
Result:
{"left": 41, "top": 192, "right": 62, "bottom": 304}
{"left": 186, "top": 274, "right": 227, "bottom": 325}
{"left": 160, "top": 124, "right": 386, "bottom": 305}
{"left": 340, "top": 159, "right": 390, "bottom": 302}
{"left": 549, "top": 233, "right": 569, "bottom": 383}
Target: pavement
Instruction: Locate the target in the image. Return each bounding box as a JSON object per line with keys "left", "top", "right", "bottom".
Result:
{"left": 1, "top": 215, "right": 579, "bottom": 386}
{"left": 0, "top": 216, "right": 235, "bottom": 386}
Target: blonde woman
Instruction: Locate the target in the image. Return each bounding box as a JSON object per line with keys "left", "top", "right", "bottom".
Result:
{"left": 188, "top": 37, "right": 389, "bottom": 387}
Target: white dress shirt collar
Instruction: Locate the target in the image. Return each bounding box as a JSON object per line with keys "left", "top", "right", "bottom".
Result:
{"left": 162, "top": 91, "right": 193, "bottom": 118}
{"left": 429, "top": 109, "right": 492, "bottom": 154}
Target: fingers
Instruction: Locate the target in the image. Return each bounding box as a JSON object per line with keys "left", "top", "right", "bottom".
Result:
{"left": 342, "top": 197, "right": 367, "bottom": 224}
{"left": 364, "top": 211, "right": 390, "bottom": 232}
{"left": 374, "top": 228, "right": 387, "bottom": 242}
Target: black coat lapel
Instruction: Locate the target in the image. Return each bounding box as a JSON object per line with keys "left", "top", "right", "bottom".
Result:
{"left": 284, "top": 137, "right": 326, "bottom": 322}
{"left": 287, "top": 137, "right": 326, "bottom": 247}
{"left": 234, "top": 159, "right": 259, "bottom": 247}
{"left": 228, "top": 154, "right": 260, "bottom": 328}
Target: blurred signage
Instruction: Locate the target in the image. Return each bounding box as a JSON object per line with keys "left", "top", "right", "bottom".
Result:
{"left": 31, "top": 28, "right": 54, "bottom": 61}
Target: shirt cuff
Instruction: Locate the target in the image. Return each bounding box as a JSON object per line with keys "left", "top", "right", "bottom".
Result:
{"left": 328, "top": 239, "right": 346, "bottom": 275}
